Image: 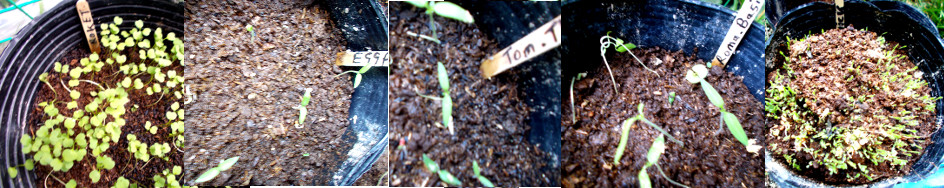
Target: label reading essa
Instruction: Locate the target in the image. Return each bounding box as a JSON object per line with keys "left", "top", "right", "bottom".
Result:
{"left": 711, "top": 0, "right": 764, "bottom": 66}
{"left": 335, "top": 51, "right": 389, "bottom": 67}
{"left": 77, "top": 0, "right": 101, "bottom": 54}
{"left": 481, "top": 15, "right": 561, "bottom": 78}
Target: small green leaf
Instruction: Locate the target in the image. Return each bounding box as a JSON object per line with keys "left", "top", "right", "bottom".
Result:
{"left": 438, "top": 170, "right": 462, "bottom": 186}
{"left": 353, "top": 73, "right": 362, "bottom": 88}
{"left": 194, "top": 168, "right": 220, "bottom": 183}
{"left": 406, "top": 1, "right": 428, "bottom": 8}
{"left": 700, "top": 80, "right": 725, "bottom": 108}
{"left": 173, "top": 166, "right": 182, "bottom": 175}
{"left": 116, "top": 176, "right": 130, "bottom": 188}
{"left": 24, "top": 159, "right": 33, "bottom": 170}
{"left": 90, "top": 169, "right": 101, "bottom": 183}
{"left": 473, "top": 161, "right": 482, "bottom": 176}
{"left": 218, "top": 157, "right": 239, "bottom": 171}
{"left": 166, "top": 111, "right": 177, "bottom": 121}
{"left": 639, "top": 166, "right": 652, "bottom": 188}
{"left": 65, "top": 179, "right": 77, "bottom": 188}
{"left": 113, "top": 16, "right": 123, "bottom": 25}
{"left": 613, "top": 118, "right": 635, "bottom": 165}
{"left": 437, "top": 62, "right": 450, "bottom": 93}
{"left": 615, "top": 42, "right": 636, "bottom": 52}
{"left": 442, "top": 96, "right": 453, "bottom": 129}
{"left": 422, "top": 154, "right": 439, "bottom": 172}
{"left": 477, "top": 176, "right": 495, "bottom": 187}
{"left": 685, "top": 64, "right": 709, "bottom": 84}
{"left": 646, "top": 134, "right": 666, "bottom": 165}
{"left": 7, "top": 167, "right": 16, "bottom": 178}
{"left": 432, "top": 2, "right": 474, "bottom": 23}
{"left": 723, "top": 111, "right": 749, "bottom": 146}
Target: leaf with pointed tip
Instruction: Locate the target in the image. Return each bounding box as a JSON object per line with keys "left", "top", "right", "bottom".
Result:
{"left": 422, "top": 154, "right": 439, "bottom": 172}
{"left": 438, "top": 170, "right": 462, "bottom": 186}
{"left": 700, "top": 80, "right": 725, "bottom": 108}
{"left": 646, "top": 134, "right": 666, "bottom": 165}
{"left": 432, "top": 2, "right": 474, "bottom": 23}
{"left": 723, "top": 111, "right": 749, "bottom": 146}
{"left": 217, "top": 157, "right": 239, "bottom": 171}
{"left": 194, "top": 168, "right": 220, "bottom": 183}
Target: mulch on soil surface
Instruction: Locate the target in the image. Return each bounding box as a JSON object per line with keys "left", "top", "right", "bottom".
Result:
{"left": 183, "top": 0, "right": 383, "bottom": 185}
{"left": 26, "top": 45, "right": 185, "bottom": 187}
{"left": 388, "top": 2, "right": 558, "bottom": 187}
{"left": 562, "top": 47, "right": 765, "bottom": 187}
{"left": 766, "top": 27, "right": 938, "bottom": 184}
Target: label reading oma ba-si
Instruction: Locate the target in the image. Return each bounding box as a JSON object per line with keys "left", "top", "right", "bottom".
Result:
{"left": 481, "top": 15, "right": 561, "bottom": 78}
{"left": 335, "top": 51, "right": 389, "bottom": 67}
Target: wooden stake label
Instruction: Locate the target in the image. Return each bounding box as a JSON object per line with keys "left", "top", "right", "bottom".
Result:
{"left": 711, "top": 0, "right": 764, "bottom": 67}
{"left": 76, "top": 0, "right": 100, "bottom": 54}
{"left": 481, "top": 15, "right": 561, "bottom": 78}
{"left": 335, "top": 51, "right": 389, "bottom": 67}
{"left": 835, "top": 0, "right": 845, "bottom": 28}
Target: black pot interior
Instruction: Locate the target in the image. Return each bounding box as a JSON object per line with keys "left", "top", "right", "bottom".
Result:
{"left": 764, "top": 0, "right": 944, "bottom": 186}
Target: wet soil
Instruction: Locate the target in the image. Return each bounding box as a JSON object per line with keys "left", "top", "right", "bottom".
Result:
{"left": 561, "top": 47, "right": 765, "bottom": 187}
{"left": 766, "top": 27, "right": 938, "bottom": 184}
{"left": 26, "top": 47, "right": 184, "bottom": 186}
{"left": 388, "top": 2, "right": 558, "bottom": 187}
{"left": 183, "top": 0, "right": 368, "bottom": 185}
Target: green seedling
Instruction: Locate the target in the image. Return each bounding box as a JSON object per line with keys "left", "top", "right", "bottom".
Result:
{"left": 194, "top": 157, "right": 239, "bottom": 183}
{"left": 415, "top": 62, "right": 454, "bottom": 134}
{"left": 293, "top": 88, "right": 312, "bottom": 128}
{"left": 599, "top": 32, "right": 657, "bottom": 94}
{"left": 472, "top": 160, "right": 495, "bottom": 187}
{"left": 405, "top": 1, "right": 474, "bottom": 43}
{"left": 614, "top": 104, "right": 681, "bottom": 165}
{"left": 421, "top": 154, "right": 462, "bottom": 186}
{"left": 335, "top": 63, "right": 373, "bottom": 88}
{"left": 570, "top": 72, "right": 587, "bottom": 124}
{"left": 245, "top": 24, "right": 256, "bottom": 42}
{"left": 638, "top": 134, "right": 689, "bottom": 188}
{"left": 684, "top": 64, "right": 750, "bottom": 147}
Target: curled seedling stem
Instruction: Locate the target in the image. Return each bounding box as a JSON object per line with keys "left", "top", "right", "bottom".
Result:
{"left": 599, "top": 33, "right": 659, "bottom": 94}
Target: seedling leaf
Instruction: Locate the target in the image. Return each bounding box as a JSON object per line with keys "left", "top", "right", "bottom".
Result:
{"left": 422, "top": 154, "right": 439, "bottom": 172}
{"left": 723, "top": 111, "right": 749, "bottom": 146}
{"left": 437, "top": 170, "right": 462, "bottom": 186}
{"left": 432, "top": 2, "right": 474, "bottom": 23}
{"left": 639, "top": 166, "right": 651, "bottom": 188}
{"left": 700, "top": 80, "right": 725, "bottom": 108}
{"left": 218, "top": 157, "right": 239, "bottom": 171}
{"left": 194, "top": 168, "right": 220, "bottom": 183}
{"left": 646, "top": 134, "right": 666, "bottom": 165}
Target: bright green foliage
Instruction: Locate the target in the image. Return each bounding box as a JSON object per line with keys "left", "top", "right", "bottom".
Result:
{"left": 614, "top": 104, "right": 681, "bottom": 165}
{"left": 195, "top": 157, "right": 238, "bottom": 183}
{"left": 405, "top": 1, "right": 474, "bottom": 42}
{"left": 421, "top": 154, "right": 461, "bottom": 186}
{"left": 335, "top": 62, "right": 373, "bottom": 88}
{"left": 292, "top": 88, "right": 312, "bottom": 128}
{"left": 685, "top": 63, "right": 750, "bottom": 147}
{"left": 472, "top": 161, "right": 495, "bottom": 187}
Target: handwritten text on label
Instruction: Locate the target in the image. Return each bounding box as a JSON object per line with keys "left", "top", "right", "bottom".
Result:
{"left": 481, "top": 16, "right": 561, "bottom": 78}
{"left": 335, "top": 51, "right": 389, "bottom": 67}
{"left": 712, "top": 0, "right": 764, "bottom": 66}
{"left": 76, "top": 0, "right": 100, "bottom": 54}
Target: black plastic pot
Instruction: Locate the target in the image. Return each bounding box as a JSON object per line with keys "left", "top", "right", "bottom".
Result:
{"left": 562, "top": 0, "right": 767, "bottom": 102}
{"left": 764, "top": 0, "right": 944, "bottom": 187}
{"left": 0, "top": 0, "right": 184, "bottom": 187}
{"left": 455, "top": 1, "right": 563, "bottom": 180}
{"left": 317, "top": 0, "right": 389, "bottom": 186}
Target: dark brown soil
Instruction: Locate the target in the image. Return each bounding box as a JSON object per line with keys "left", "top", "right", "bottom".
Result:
{"left": 561, "top": 47, "right": 765, "bottom": 187}
{"left": 766, "top": 27, "right": 938, "bottom": 184}
{"left": 388, "top": 2, "right": 558, "bottom": 187}
{"left": 183, "top": 0, "right": 374, "bottom": 185}
{"left": 26, "top": 46, "right": 184, "bottom": 186}
{"left": 354, "top": 151, "right": 388, "bottom": 186}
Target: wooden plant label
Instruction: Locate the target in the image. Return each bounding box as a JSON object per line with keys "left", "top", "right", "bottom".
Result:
{"left": 76, "top": 0, "right": 100, "bottom": 54}
{"left": 711, "top": 0, "right": 764, "bottom": 67}
{"left": 481, "top": 15, "right": 561, "bottom": 78}
{"left": 335, "top": 51, "right": 389, "bottom": 67}
{"left": 835, "top": 0, "right": 845, "bottom": 28}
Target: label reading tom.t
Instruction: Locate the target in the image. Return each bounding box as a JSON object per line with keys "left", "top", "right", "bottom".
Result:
{"left": 480, "top": 15, "right": 561, "bottom": 78}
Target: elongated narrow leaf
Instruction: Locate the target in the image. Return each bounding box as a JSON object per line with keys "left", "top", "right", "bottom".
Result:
{"left": 723, "top": 111, "right": 749, "bottom": 146}
{"left": 442, "top": 96, "right": 453, "bottom": 130}
{"left": 639, "top": 166, "right": 651, "bottom": 188}
{"left": 700, "top": 80, "right": 725, "bottom": 108}
{"left": 405, "top": 1, "right": 428, "bottom": 8}
{"left": 473, "top": 161, "right": 482, "bottom": 176}
{"left": 354, "top": 74, "right": 363, "bottom": 88}
{"left": 358, "top": 63, "right": 373, "bottom": 74}
{"left": 422, "top": 154, "right": 439, "bottom": 172}
{"left": 478, "top": 176, "right": 495, "bottom": 187}
{"left": 438, "top": 170, "right": 462, "bottom": 186}
{"left": 437, "top": 62, "right": 450, "bottom": 93}
{"left": 615, "top": 42, "right": 636, "bottom": 53}
{"left": 613, "top": 118, "right": 636, "bottom": 165}
{"left": 432, "top": 2, "right": 474, "bottom": 23}
{"left": 194, "top": 168, "right": 220, "bottom": 183}
{"left": 646, "top": 134, "right": 666, "bottom": 165}
{"left": 218, "top": 157, "right": 239, "bottom": 171}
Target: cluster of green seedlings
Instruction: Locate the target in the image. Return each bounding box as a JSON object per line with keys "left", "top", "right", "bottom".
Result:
{"left": 415, "top": 62, "right": 454, "bottom": 135}
{"left": 596, "top": 34, "right": 753, "bottom": 186}
{"left": 421, "top": 154, "right": 493, "bottom": 187}
{"left": 404, "top": 1, "right": 474, "bottom": 43}
{"left": 612, "top": 104, "right": 687, "bottom": 188}
{"left": 766, "top": 32, "right": 938, "bottom": 181}
{"left": 194, "top": 157, "right": 239, "bottom": 183}
{"left": 293, "top": 88, "right": 312, "bottom": 128}
{"left": 9, "top": 16, "right": 185, "bottom": 188}
{"left": 335, "top": 63, "right": 373, "bottom": 88}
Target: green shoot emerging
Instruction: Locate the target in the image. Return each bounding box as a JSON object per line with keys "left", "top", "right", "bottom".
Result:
{"left": 334, "top": 63, "right": 373, "bottom": 88}
{"left": 638, "top": 134, "right": 689, "bottom": 188}
{"left": 405, "top": 1, "right": 474, "bottom": 43}
{"left": 599, "top": 32, "right": 657, "bottom": 94}
{"left": 421, "top": 154, "right": 462, "bottom": 186}
{"left": 415, "top": 62, "right": 454, "bottom": 134}
{"left": 194, "top": 157, "right": 239, "bottom": 183}
{"left": 245, "top": 24, "right": 255, "bottom": 42}
{"left": 569, "top": 72, "right": 587, "bottom": 124}
{"left": 614, "top": 104, "right": 681, "bottom": 165}
{"left": 685, "top": 64, "right": 750, "bottom": 148}
{"left": 472, "top": 160, "right": 495, "bottom": 187}
{"left": 293, "top": 88, "right": 312, "bottom": 128}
